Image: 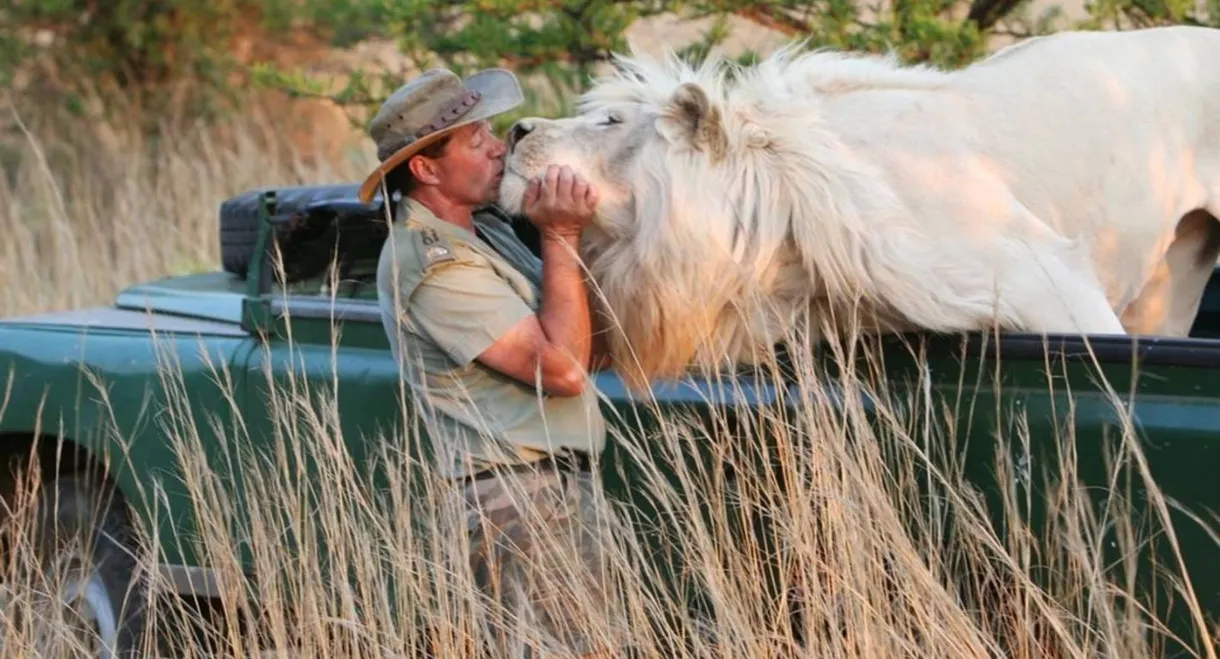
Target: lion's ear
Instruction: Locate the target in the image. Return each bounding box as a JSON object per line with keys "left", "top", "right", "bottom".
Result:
{"left": 658, "top": 82, "right": 728, "bottom": 159}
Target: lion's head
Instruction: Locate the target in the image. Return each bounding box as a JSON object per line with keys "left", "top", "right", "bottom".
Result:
{"left": 497, "top": 47, "right": 929, "bottom": 388}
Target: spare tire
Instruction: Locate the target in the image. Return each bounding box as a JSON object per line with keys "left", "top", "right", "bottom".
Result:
{"left": 218, "top": 183, "right": 382, "bottom": 281}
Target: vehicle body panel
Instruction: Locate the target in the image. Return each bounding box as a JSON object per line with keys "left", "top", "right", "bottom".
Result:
{"left": 0, "top": 283, "right": 257, "bottom": 571}
{"left": 864, "top": 332, "right": 1220, "bottom": 630}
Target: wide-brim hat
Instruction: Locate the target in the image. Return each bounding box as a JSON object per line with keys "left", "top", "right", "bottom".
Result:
{"left": 357, "top": 67, "right": 525, "bottom": 204}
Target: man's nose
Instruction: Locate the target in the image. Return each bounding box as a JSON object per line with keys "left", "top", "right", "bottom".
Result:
{"left": 507, "top": 120, "right": 534, "bottom": 150}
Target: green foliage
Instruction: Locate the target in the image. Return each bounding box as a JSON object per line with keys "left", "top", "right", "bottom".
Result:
{"left": 1083, "top": 0, "right": 1218, "bottom": 28}
{"left": 676, "top": 0, "right": 994, "bottom": 67}
{"left": 5, "top": 0, "right": 1220, "bottom": 130}
{"left": 264, "top": 0, "right": 1220, "bottom": 129}
{"left": 376, "top": 0, "right": 677, "bottom": 125}
{"left": 2, "top": 0, "right": 245, "bottom": 89}
{"left": 0, "top": 0, "right": 386, "bottom": 118}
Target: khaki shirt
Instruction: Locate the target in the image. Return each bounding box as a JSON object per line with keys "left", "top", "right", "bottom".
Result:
{"left": 376, "top": 198, "right": 606, "bottom": 479}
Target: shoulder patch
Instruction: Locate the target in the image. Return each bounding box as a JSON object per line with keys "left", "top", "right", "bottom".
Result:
{"left": 414, "top": 227, "right": 458, "bottom": 272}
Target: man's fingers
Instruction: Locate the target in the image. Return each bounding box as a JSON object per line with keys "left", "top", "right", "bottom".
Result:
{"left": 556, "top": 165, "right": 575, "bottom": 202}
{"left": 524, "top": 177, "right": 541, "bottom": 209}
{"left": 542, "top": 166, "right": 560, "bottom": 205}
{"left": 570, "top": 176, "right": 589, "bottom": 206}
{"left": 527, "top": 164, "right": 599, "bottom": 228}
{"left": 584, "top": 184, "right": 599, "bottom": 210}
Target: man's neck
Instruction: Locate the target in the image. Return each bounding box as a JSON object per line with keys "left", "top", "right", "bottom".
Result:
{"left": 409, "top": 189, "right": 475, "bottom": 231}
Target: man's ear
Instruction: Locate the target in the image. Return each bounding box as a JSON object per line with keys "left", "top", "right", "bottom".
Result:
{"left": 407, "top": 154, "right": 440, "bottom": 186}
{"left": 657, "top": 82, "right": 728, "bottom": 160}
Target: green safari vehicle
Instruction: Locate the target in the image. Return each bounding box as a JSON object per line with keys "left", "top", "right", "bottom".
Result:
{"left": 0, "top": 183, "right": 1216, "bottom": 657}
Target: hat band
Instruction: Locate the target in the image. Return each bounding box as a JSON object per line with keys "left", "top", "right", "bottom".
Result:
{"left": 416, "top": 89, "right": 482, "bottom": 140}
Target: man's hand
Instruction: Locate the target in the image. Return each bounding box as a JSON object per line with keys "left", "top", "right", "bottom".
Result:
{"left": 523, "top": 165, "right": 599, "bottom": 237}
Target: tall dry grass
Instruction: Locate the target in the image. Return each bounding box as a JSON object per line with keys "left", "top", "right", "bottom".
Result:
{"left": 0, "top": 95, "right": 375, "bottom": 318}
{"left": 0, "top": 94, "right": 1217, "bottom": 659}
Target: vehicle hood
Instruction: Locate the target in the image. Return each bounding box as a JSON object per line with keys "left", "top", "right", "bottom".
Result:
{"left": 0, "top": 306, "right": 248, "bottom": 337}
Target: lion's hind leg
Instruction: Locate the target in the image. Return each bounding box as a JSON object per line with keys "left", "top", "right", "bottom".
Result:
{"left": 1011, "top": 277, "right": 1127, "bottom": 336}
{"left": 1120, "top": 208, "right": 1220, "bottom": 337}
{"left": 993, "top": 237, "right": 1128, "bottom": 337}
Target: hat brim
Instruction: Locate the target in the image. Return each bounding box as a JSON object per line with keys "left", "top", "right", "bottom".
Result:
{"left": 357, "top": 68, "right": 525, "bottom": 204}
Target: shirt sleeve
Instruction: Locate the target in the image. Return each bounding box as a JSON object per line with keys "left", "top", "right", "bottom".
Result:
{"left": 404, "top": 261, "right": 536, "bottom": 367}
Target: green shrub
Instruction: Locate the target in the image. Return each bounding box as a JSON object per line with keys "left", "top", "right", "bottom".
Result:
{"left": 5, "top": 0, "right": 1220, "bottom": 132}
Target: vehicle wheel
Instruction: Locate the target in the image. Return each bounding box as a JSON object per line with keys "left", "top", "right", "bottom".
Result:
{"left": 0, "top": 472, "right": 148, "bottom": 658}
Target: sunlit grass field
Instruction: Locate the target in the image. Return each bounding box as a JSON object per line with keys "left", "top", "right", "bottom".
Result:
{"left": 0, "top": 100, "right": 1217, "bottom": 658}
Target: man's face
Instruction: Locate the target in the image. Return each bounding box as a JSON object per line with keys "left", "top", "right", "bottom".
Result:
{"left": 428, "top": 120, "right": 507, "bottom": 207}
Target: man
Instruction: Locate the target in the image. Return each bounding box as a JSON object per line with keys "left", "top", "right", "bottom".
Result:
{"left": 357, "top": 67, "right": 626, "bottom": 657}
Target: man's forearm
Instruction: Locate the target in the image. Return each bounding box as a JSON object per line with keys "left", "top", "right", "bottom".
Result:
{"left": 536, "top": 231, "right": 593, "bottom": 372}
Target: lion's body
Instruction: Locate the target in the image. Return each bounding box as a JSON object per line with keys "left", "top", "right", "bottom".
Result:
{"left": 498, "top": 26, "right": 1220, "bottom": 384}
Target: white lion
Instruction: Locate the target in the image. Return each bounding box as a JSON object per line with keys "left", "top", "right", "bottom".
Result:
{"left": 497, "top": 26, "right": 1220, "bottom": 385}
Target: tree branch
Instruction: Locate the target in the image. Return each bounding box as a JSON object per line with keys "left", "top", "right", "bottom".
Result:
{"left": 734, "top": 3, "right": 809, "bottom": 36}
{"left": 965, "top": 0, "right": 1026, "bottom": 30}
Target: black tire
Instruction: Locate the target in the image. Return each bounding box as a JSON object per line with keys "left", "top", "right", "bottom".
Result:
{"left": 219, "top": 200, "right": 263, "bottom": 280}
{"left": 0, "top": 471, "right": 148, "bottom": 658}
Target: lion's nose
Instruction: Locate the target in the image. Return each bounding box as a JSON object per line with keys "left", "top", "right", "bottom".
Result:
{"left": 507, "top": 120, "right": 534, "bottom": 150}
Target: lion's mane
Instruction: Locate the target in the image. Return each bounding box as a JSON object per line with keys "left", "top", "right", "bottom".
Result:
{"left": 576, "top": 47, "right": 1005, "bottom": 385}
